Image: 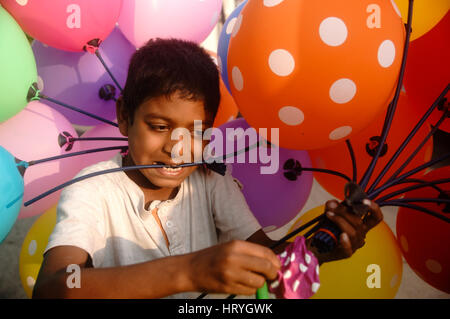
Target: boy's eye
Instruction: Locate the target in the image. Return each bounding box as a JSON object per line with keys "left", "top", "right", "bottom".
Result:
{"left": 150, "top": 124, "right": 170, "bottom": 132}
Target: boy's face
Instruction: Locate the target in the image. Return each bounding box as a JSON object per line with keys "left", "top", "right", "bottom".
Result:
{"left": 117, "top": 92, "right": 213, "bottom": 190}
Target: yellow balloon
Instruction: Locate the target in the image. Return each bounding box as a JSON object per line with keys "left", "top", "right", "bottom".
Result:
{"left": 394, "top": 0, "right": 450, "bottom": 41}
{"left": 288, "top": 205, "right": 403, "bottom": 299}
{"left": 19, "top": 206, "right": 57, "bottom": 298}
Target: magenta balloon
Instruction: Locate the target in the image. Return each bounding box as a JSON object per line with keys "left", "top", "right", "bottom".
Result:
{"left": 216, "top": 118, "right": 313, "bottom": 231}
{"left": 0, "top": 101, "right": 85, "bottom": 219}
{"left": 0, "top": 0, "right": 123, "bottom": 52}
{"left": 118, "top": 0, "right": 223, "bottom": 47}
{"left": 78, "top": 123, "right": 128, "bottom": 169}
{"left": 32, "top": 28, "right": 136, "bottom": 126}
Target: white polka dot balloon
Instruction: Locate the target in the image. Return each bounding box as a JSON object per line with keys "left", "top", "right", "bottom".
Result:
{"left": 227, "top": 0, "right": 405, "bottom": 150}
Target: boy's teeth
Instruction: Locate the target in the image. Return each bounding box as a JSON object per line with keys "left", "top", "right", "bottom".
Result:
{"left": 163, "top": 167, "right": 181, "bottom": 171}
{"left": 153, "top": 162, "right": 182, "bottom": 172}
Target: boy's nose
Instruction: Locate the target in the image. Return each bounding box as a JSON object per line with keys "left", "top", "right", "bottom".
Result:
{"left": 163, "top": 135, "right": 185, "bottom": 162}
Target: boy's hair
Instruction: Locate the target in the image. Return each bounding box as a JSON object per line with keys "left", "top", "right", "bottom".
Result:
{"left": 122, "top": 38, "right": 221, "bottom": 124}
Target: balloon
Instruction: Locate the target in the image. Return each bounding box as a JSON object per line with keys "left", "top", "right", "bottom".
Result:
{"left": 78, "top": 123, "right": 128, "bottom": 169}
{"left": 215, "top": 118, "right": 313, "bottom": 231}
{"left": 213, "top": 79, "right": 240, "bottom": 128}
{"left": 0, "top": 0, "right": 123, "bottom": 52}
{"left": 19, "top": 206, "right": 57, "bottom": 298}
{"left": 0, "top": 146, "right": 24, "bottom": 243}
{"left": 309, "top": 93, "right": 434, "bottom": 200}
{"left": 403, "top": 12, "right": 450, "bottom": 133}
{"left": 217, "top": 0, "right": 248, "bottom": 93}
{"left": 0, "top": 101, "right": 85, "bottom": 219}
{"left": 118, "top": 0, "right": 223, "bottom": 48}
{"left": 206, "top": 51, "right": 239, "bottom": 128}
{"left": 396, "top": 168, "right": 450, "bottom": 294}
{"left": 289, "top": 205, "right": 403, "bottom": 298}
{"left": 227, "top": 0, "right": 405, "bottom": 150}
{"left": 394, "top": 0, "right": 450, "bottom": 41}
{"left": 0, "top": 6, "right": 37, "bottom": 123}
{"left": 32, "top": 27, "right": 136, "bottom": 126}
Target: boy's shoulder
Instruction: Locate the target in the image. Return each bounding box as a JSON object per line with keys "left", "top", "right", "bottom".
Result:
{"left": 71, "top": 152, "right": 123, "bottom": 188}
{"left": 190, "top": 163, "right": 238, "bottom": 191}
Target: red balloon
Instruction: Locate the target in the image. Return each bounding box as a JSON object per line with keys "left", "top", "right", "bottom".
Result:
{"left": 403, "top": 12, "right": 450, "bottom": 132}
{"left": 310, "top": 93, "right": 434, "bottom": 200}
{"left": 396, "top": 167, "right": 450, "bottom": 293}
{"left": 1, "top": 0, "right": 123, "bottom": 52}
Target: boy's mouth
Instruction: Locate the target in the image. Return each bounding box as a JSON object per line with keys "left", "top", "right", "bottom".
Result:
{"left": 152, "top": 161, "right": 184, "bottom": 176}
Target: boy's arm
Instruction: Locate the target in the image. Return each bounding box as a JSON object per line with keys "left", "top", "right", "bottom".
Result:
{"left": 33, "top": 241, "right": 281, "bottom": 299}
{"left": 33, "top": 245, "right": 193, "bottom": 299}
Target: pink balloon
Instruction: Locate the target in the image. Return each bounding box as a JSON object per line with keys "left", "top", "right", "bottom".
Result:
{"left": 0, "top": 101, "right": 85, "bottom": 218}
{"left": 78, "top": 123, "right": 128, "bottom": 169}
{"left": 118, "top": 0, "right": 223, "bottom": 47}
{"left": 0, "top": 0, "right": 123, "bottom": 52}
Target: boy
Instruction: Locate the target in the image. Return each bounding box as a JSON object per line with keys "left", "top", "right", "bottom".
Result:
{"left": 33, "top": 39, "right": 382, "bottom": 299}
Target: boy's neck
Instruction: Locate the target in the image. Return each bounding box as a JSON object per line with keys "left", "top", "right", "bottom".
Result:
{"left": 122, "top": 153, "right": 179, "bottom": 206}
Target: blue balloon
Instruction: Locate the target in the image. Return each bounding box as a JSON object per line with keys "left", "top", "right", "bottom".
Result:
{"left": 217, "top": 0, "right": 248, "bottom": 93}
{"left": 0, "top": 146, "right": 24, "bottom": 243}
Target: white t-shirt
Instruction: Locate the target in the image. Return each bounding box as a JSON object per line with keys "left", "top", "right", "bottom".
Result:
{"left": 45, "top": 152, "right": 262, "bottom": 298}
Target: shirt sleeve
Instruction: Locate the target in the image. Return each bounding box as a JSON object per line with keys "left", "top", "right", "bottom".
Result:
{"left": 44, "top": 175, "right": 106, "bottom": 261}
{"left": 207, "top": 165, "right": 262, "bottom": 243}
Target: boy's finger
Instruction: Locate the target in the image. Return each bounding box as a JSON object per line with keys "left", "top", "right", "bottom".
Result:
{"left": 332, "top": 204, "right": 367, "bottom": 232}
{"left": 336, "top": 232, "right": 353, "bottom": 258}
{"left": 236, "top": 254, "right": 279, "bottom": 281}
{"left": 325, "top": 200, "right": 339, "bottom": 212}
{"left": 230, "top": 240, "right": 281, "bottom": 270}
{"left": 235, "top": 269, "right": 268, "bottom": 289}
{"left": 362, "top": 199, "right": 383, "bottom": 230}
{"left": 326, "top": 212, "right": 358, "bottom": 249}
{"left": 229, "top": 283, "right": 259, "bottom": 296}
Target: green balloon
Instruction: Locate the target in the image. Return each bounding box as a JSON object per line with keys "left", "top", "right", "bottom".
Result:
{"left": 0, "top": 5, "right": 37, "bottom": 123}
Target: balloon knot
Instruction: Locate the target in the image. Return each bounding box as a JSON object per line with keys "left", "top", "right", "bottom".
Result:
{"left": 99, "top": 84, "right": 117, "bottom": 101}
{"left": 27, "top": 82, "right": 41, "bottom": 102}
{"left": 16, "top": 161, "right": 29, "bottom": 169}
{"left": 283, "top": 158, "right": 302, "bottom": 181}
{"left": 83, "top": 38, "right": 102, "bottom": 54}
{"left": 120, "top": 147, "right": 129, "bottom": 157}
{"left": 58, "top": 131, "right": 75, "bottom": 151}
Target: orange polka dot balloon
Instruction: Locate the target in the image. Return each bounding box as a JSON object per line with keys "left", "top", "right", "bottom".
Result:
{"left": 396, "top": 167, "right": 450, "bottom": 294}
{"left": 227, "top": 0, "right": 405, "bottom": 150}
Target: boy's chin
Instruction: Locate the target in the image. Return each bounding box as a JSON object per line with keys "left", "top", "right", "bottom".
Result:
{"left": 143, "top": 166, "right": 197, "bottom": 189}
{"left": 146, "top": 175, "right": 184, "bottom": 189}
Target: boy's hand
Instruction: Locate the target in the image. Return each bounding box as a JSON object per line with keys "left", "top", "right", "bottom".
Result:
{"left": 186, "top": 240, "right": 281, "bottom": 296}
{"left": 307, "top": 199, "right": 383, "bottom": 264}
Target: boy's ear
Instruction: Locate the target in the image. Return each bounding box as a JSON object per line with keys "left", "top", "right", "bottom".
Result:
{"left": 116, "top": 96, "right": 129, "bottom": 137}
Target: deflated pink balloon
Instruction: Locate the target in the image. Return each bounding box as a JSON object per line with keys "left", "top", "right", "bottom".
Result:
{"left": 0, "top": 101, "right": 85, "bottom": 218}
{"left": 118, "top": 0, "right": 222, "bottom": 47}
{"left": 78, "top": 123, "right": 128, "bottom": 169}
{"left": 0, "top": 0, "right": 123, "bottom": 52}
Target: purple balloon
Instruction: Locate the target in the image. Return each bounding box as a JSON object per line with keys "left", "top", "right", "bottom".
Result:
{"left": 32, "top": 27, "right": 136, "bottom": 126}
{"left": 216, "top": 118, "right": 313, "bottom": 231}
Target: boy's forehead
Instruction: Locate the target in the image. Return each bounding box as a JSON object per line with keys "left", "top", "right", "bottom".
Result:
{"left": 136, "top": 94, "right": 213, "bottom": 126}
